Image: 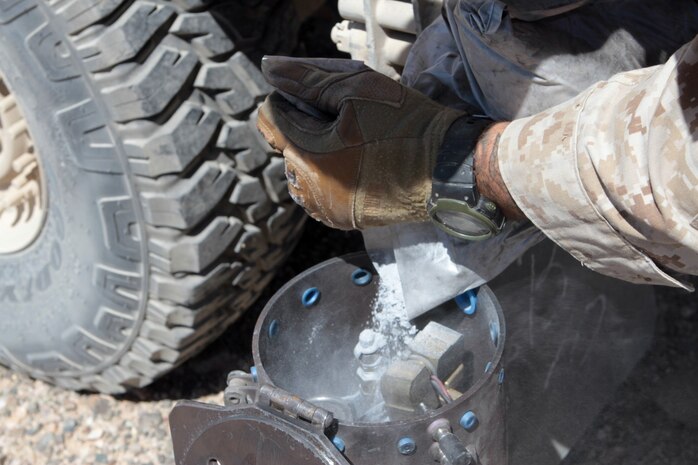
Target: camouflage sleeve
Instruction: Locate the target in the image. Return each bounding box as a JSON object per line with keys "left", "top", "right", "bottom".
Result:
{"left": 498, "top": 36, "right": 698, "bottom": 289}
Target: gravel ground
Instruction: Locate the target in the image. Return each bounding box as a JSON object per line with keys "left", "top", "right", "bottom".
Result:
{"left": 0, "top": 221, "right": 696, "bottom": 465}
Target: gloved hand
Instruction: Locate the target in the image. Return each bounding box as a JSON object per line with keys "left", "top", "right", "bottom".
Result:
{"left": 257, "top": 56, "right": 464, "bottom": 230}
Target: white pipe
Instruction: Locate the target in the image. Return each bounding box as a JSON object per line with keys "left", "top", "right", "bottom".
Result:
{"left": 375, "top": 0, "right": 416, "bottom": 35}
{"left": 338, "top": 0, "right": 365, "bottom": 23}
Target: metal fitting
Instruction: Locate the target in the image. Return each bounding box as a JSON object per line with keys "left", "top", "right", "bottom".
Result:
{"left": 460, "top": 411, "right": 478, "bottom": 431}
{"left": 224, "top": 370, "right": 257, "bottom": 407}
{"left": 268, "top": 319, "right": 280, "bottom": 338}
{"left": 427, "top": 419, "right": 475, "bottom": 465}
{"left": 302, "top": 287, "right": 321, "bottom": 307}
{"left": 332, "top": 436, "right": 346, "bottom": 453}
{"left": 354, "top": 329, "right": 386, "bottom": 393}
{"left": 397, "top": 437, "right": 417, "bottom": 455}
{"left": 455, "top": 289, "right": 478, "bottom": 316}
{"left": 353, "top": 329, "right": 385, "bottom": 360}
{"left": 489, "top": 321, "right": 499, "bottom": 346}
{"left": 351, "top": 268, "right": 373, "bottom": 286}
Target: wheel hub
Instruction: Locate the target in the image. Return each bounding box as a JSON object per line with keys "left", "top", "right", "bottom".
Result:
{"left": 0, "top": 76, "right": 46, "bottom": 255}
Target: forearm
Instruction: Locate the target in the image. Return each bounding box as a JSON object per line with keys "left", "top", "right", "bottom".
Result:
{"left": 477, "top": 36, "right": 698, "bottom": 287}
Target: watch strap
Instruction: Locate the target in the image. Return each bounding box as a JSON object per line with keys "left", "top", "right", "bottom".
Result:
{"left": 429, "top": 115, "right": 505, "bottom": 234}
{"left": 432, "top": 116, "right": 492, "bottom": 188}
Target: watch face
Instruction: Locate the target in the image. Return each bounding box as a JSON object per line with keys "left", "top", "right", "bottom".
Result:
{"left": 433, "top": 209, "right": 492, "bottom": 236}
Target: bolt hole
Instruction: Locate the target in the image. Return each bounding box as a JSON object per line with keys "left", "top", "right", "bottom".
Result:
{"left": 455, "top": 289, "right": 478, "bottom": 316}
{"left": 460, "top": 411, "right": 479, "bottom": 431}
{"left": 332, "top": 436, "right": 346, "bottom": 453}
{"left": 208, "top": 459, "right": 221, "bottom": 465}
{"left": 489, "top": 321, "right": 499, "bottom": 346}
{"left": 351, "top": 268, "right": 373, "bottom": 286}
{"left": 302, "top": 287, "right": 320, "bottom": 307}
{"left": 397, "top": 437, "right": 417, "bottom": 455}
{"left": 268, "top": 319, "right": 280, "bottom": 338}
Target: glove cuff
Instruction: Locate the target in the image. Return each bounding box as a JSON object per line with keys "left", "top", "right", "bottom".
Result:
{"left": 354, "top": 108, "right": 464, "bottom": 228}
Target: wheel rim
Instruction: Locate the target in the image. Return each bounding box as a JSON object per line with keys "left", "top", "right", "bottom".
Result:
{"left": 0, "top": 75, "right": 47, "bottom": 255}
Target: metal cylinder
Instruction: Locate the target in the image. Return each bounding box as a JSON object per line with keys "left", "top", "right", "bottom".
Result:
{"left": 253, "top": 253, "right": 507, "bottom": 465}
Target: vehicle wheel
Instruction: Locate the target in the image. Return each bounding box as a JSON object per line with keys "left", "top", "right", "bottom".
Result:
{"left": 0, "top": 0, "right": 304, "bottom": 393}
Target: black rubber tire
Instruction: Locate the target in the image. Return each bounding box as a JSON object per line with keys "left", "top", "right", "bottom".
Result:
{"left": 0, "top": 0, "right": 304, "bottom": 393}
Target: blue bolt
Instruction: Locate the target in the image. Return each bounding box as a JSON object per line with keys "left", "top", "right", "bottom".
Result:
{"left": 455, "top": 289, "right": 478, "bottom": 316}
{"left": 351, "top": 268, "right": 373, "bottom": 286}
{"left": 460, "top": 411, "right": 478, "bottom": 431}
{"left": 484, "top": 362, "right": 493, "bottom": 373}
{"left": 397, "top": 437, "right": 416, "bottom": 455}
{"left": 498, "top": 368, "right": 505, "bottom": 385}
{"left": 302, "top": 287, "right": 321, "bottom": 307}
{"left": 332, "top": 436, "right": 346, "bottom": 453}
{"left": 489, "top": 321, "right": 499, "bottom": 346}
{"left": 268, "top": 319, "right": 279, "bottom": 338}
{"left": 250, "top": 366, "right": 258, "bottom": 383}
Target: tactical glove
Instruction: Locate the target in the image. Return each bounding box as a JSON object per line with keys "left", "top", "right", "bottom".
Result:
{"left": 257, "top": 56, "right": 464, "bottom": 230}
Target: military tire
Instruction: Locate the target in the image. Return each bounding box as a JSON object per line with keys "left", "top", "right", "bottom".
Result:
{"left": 0, "top": 0, "right": 304, "bottom": 393}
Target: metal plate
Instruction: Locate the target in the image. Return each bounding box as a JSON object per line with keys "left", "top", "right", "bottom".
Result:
{"left": 170, "top": 401, "right": 349, "bottom": 465}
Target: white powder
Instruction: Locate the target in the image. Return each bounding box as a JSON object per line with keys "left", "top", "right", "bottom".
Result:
{"left": 346, "top": 261, "right": 419, "bottom": 422}
{"left": 368, "top": 261, "right": 417, "bottom": 360}
{"left": 348, "top": 260, "right": 421, "bottom": 422}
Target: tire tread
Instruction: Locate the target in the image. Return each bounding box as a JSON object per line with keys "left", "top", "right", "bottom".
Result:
{"left": 26, "top": 0, "right": 303, "bottom": 393}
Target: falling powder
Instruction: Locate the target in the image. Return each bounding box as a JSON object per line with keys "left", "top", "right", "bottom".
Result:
{"left": 368, "top": 261, "right": 418, "bottom": 361}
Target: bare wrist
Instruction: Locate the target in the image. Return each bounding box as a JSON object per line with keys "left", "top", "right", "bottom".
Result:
{"left": 473, "top": 122, "right": 526, "bottom": 221}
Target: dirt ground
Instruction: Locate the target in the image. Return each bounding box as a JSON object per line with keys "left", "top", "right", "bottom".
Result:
{"left": 0, "top": 221, "right": 696, "bottom": 465}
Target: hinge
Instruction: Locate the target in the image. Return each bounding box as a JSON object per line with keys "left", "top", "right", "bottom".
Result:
{"left": 257, "top": 384, "right": 339, "bottom": 436}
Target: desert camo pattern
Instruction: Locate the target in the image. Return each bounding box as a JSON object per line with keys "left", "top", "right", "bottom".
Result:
{"left": 499, "top": 36, "right": 698, "bottom": 289}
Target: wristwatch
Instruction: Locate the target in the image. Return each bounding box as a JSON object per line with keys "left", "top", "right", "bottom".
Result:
{"left": 427, "top": 116, "right": 505, "bottom": 241}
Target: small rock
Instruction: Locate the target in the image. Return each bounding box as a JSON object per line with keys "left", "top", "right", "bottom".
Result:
{"left": 26, "top": 401, "right": 40, "bottom": 414}
{"left": 25, "top": 424, "right": 42, "bottom": 436}
{"left": 92, "top": 398, "right": 111, "bottom": 417}
{"left": 86, "top": 428, "right": 104, "bottom": 441}
{"left": 36, "top": 433, "right": 55, "bottom": 455}
{"left": 95, "top": 453, "right": 108, "bottom": 463}
{"left": 138, "top": 412, "right": 163, "bottom": 430}
{"left": 62, "top": 419, "right": 78, "bottom": 434}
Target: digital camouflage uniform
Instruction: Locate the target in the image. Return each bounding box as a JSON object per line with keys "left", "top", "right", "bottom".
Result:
{"left": 499, "top": 36, "right": 698, "bottom": 289}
